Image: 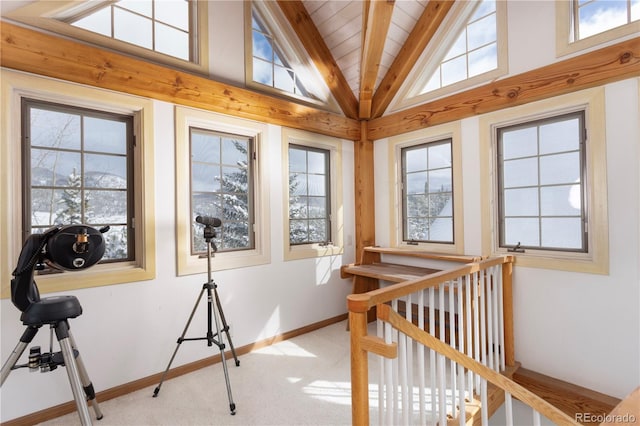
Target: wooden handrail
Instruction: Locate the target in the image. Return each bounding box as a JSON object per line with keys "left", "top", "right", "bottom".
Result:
{"left": 362, "top": 246, "right": 483, "bottom": 263}
{"left": 347, "top": 256, "right": 513, "bottom": 313}
{"left": 377, "top": 304, "right": 581, "bottom": 425}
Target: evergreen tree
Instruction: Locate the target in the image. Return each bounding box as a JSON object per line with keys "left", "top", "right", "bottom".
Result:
{"left": 56, "top": 169, "right": 83, "bottom": 225}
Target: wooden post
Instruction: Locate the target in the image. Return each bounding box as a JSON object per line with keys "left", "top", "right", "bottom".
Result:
{"left": 354, "top": 121, "right": 376, "bottom": 261}
{"left": 349, "top": 307, "right": 370, "bottom": 426}
{"left": 502, "top": 258, "right": 515, "bottom": 367}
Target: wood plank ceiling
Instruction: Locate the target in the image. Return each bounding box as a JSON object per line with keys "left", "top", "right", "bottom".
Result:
{"left": 280, "top": 0, "right": 454, "bottom": 120}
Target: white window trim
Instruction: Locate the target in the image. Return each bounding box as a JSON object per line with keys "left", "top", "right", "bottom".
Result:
{"left": 175, "top": 106, "right": 271, "bottom": 275}
{"left": 282, "top": 127, "right": 344, "bottom": 261}
{"left": 1, "top": 69, "right": 156, "bottom": 298}
{"left": 388, "top": 122, "right": 465, "bottom": 254}
{"left": 389, "top": 0, "right": 508, "bottom": 113}
{"left": 479, "top": 87, "right": 609, "bottom": 274}
{"left": 4, "top": 0, "right": 210, "bottom": 75}
{"left": 556, "top": 0, "right": 640, "bottom": 57}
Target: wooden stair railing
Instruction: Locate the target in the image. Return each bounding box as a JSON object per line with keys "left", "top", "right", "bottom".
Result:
{"left": 377, "top": 304, "right": 581, "bottom": 425}
{"left": 347, "top": 255, "right": 516, "bottom": 425}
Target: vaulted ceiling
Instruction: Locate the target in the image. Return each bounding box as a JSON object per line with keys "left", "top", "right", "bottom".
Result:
{"left": 279, "top": 0, "right": 454, "bottom": 120}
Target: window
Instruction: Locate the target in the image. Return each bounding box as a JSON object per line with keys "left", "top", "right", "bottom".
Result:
{"left": 1, "top": 69, "right": 156, "bottom": 297}
{"left": 289, "top": 145, "right": 331, "bottom": 245}
{"left": 390, "top": 0, "right": 507, "bottom": 112}
{"left": 572, "top": 0, "right": 638, "bottom": 41}
{"left": 479, "top": 87, "right": 609, "bottom": 274}
{"left": 556, "top": 0, "right": 639, "bottom": 56}
{"left": 251, "top": 9, "right": 310, "bottom": 99}
{"left": 22, "top": 99, "right": 134, "bottom": 263}
{"left": 420, "top": 0, "right": 498, "bottom": 95}
{"left": 388, "top": 122, "right": 464, "bottom": 254}
{"left": 68, "top": 0, "right": 193, "bottom": 61}
{"left": 401, "top": 140, "right": 454, "bottom": 244}
{"left": 282, "top": 127, "right": 344, "bottom": 261}
{"left": 496, "top": 112, "right": 587, "bottom": 252}
{"left": 190, "top": 129, "right": 254, "bottom": 254}
{"left": 5, "top": 0, "right": 208, "bottom": 73}
{"left": 175, "top": 106, "right": 270, "bottom": 275}
{"left": 244, "top": 2, "right": 340, "bottom": 112}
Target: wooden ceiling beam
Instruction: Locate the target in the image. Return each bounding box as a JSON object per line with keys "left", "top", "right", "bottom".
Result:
{"left": 277, "top": 0, "right": 359, "bottom": 120}
{"left": 370, "top": 0, "right": 455, "bottom": 119}
{"left": 367, "top": 37, "right": 640, "bottom": 140}
{"left": 359, "top": 0, "right": 395, "bottom": 120}
{"left": 0, "top": 22, "right": 360, "bottom": 141}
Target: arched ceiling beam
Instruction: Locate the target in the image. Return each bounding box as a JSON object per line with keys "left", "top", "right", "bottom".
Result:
{"left": 277, "top": 0, "right": 360, "bottom": 120}
{"left": 359, "top": 0, "right": 395, "bottom": 119}
{"left": 371, "top": 0, "right": 455, "bottom": 119}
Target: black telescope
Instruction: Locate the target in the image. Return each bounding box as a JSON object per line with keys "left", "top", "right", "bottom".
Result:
{"left": 195, "top": 216, "right": 222, "bottom": 227}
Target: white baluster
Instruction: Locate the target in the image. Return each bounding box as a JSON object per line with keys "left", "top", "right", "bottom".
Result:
{"left": 458, "top": 358, "right": 466, "bottom": 425}
{"left": 491, "top": 266, "right": 500, "bottom": 371}
{"left": 438, "top": 284, "right": 447, "bottom": 425}
{"left": 449, "top": 280, "right": 457, "bottom": 418}
{"left": 418, "top": 290, "right": 426, "bottom": 425}
{"left": 378, "top": 319, "right": 384, "bottom": 426}
{"left": 429, "top": 287, "right": 437, "bottom": 425}
{"left": 479, "top": 269, "right": 487, "bottom": 367}
{"left": 497, "top": 264, "right": 506, "bottom": 371}
{"left": 385, "top": 311, "right": 394, "bottom": 425}
{"left": 481, "top": 379, "right": 488, "bottom": 426}
{"left": 505, "top": 391, "right": 514, "bottom": 426}
{"left": 473, "top": 272, "right": 481, "bottom": 392}
{"left": 533, "top": 409, "right": 541, "bottom": 426}
{"left": 465, "top": 273, "right": 474, "bottom": 398}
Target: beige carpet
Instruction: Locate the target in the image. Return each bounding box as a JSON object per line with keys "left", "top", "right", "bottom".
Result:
{"left": 38, "top": 320, "right": 547, "bottom": 426}
{"left": 40, "top": 320, "right": 370, "bottom": 426}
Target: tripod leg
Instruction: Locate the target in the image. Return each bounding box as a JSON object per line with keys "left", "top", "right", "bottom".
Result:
{"left": 1, "top": 327, "right": 38, "bottom": 385}
{"left": 153, "top": 286, "right": 206, "bottom": 397}
{"left": 69, "top": 333, "right": 104, "bottom": 420}
{"left": 56, "top": 321, "right": 92, "bottom": 426}
{"left": 210, "top": 288, "right": 236, "bottom": 415}
{"left": 214, "top": 287, "right": 240, "bottom": 366}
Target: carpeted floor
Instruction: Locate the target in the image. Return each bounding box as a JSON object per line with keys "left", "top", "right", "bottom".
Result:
{"left": 38, "top": 320, "right": 550, "bottom": 426}
{"left": 40, "top": 320, "right": 369, "bottom": 426}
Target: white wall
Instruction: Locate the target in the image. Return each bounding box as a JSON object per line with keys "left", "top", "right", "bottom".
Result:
{"left": 0, "top": 102, "right": 356, "bottom": 422}
{"left": 373, "top": 0, "right": 640, "bottom": 399}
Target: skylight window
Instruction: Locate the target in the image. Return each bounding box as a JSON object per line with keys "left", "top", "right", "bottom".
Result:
{"left": 68, "top": 0, "right": 193, "bottom": 61}
{"left": 420, "top": 0, "right": 498, "bottom": 95}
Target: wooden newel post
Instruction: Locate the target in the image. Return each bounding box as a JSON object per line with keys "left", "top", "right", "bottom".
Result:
{"left": 502, "top": 257, "right": 515, "bottom": 367}
{"left": 348, "top": 295, "right": 371, "bottom": 426}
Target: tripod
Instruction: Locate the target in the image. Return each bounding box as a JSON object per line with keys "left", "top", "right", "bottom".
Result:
{"left": 152, "top": 222, "right": 239, "bottom": 415}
